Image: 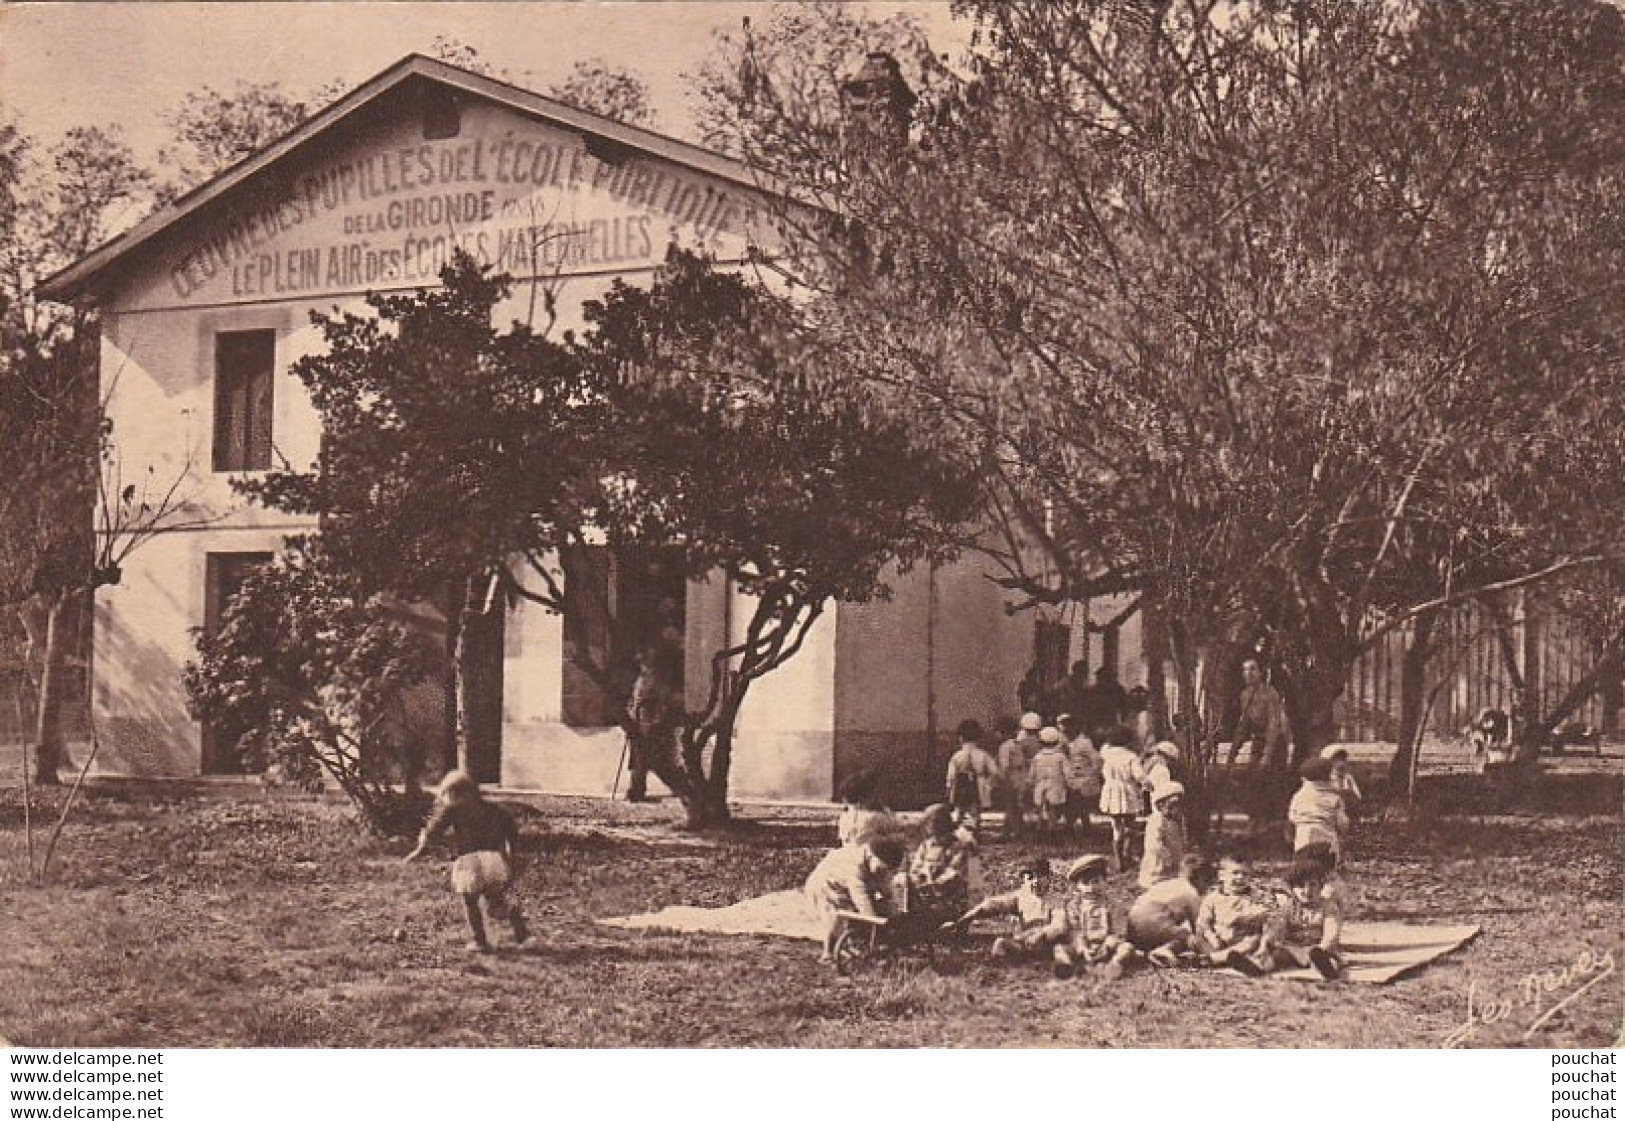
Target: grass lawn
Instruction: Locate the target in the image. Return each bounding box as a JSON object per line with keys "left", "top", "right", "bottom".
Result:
{"left": 0, "top": 780, "right": 1619, "bottom": 1048}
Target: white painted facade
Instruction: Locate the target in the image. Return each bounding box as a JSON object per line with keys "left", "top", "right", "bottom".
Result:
{"left": 50, "top": 58, "right": 1137, "bottom": 804}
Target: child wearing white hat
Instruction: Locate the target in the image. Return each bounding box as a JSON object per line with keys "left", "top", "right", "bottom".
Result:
{"left": 1029, "top": 726, "right": 1071, "bottom": 834}
{"left": 1321, "top": 745, "right": 1363, "bottom": 817}
{"left": 1138, "top": 780, "right": 1187, "bottom": 889}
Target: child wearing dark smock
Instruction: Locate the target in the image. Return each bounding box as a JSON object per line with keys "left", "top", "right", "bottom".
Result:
{"left": 403, "top": 770, "right": 531, "bottom": 953}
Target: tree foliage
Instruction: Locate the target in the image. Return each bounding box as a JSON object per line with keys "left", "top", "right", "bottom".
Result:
{"left": 218, "top": 245, "right": 977, "bottom": 827}
{"left": 724, "top": 0, "right": 1625, "bottom": 789}
{"left": 548, "top": 58, "right": 657, "bottom": 128}
{"left": 1, "top": 122, "right": 162, "bottom": 783}
{"left": 241, "top": 254, "right": 597, "bottom": 779}
{"left": 577, "top": 249, "right": 982, "bottom": 822}
{"left": 183, "top": 541, "right": 436, "bottom": 835}
{"left": 156, "top": 81, "right": 341, "bottom": 203}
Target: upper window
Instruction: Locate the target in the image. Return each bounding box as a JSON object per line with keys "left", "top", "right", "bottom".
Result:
{"left": 213, "top": 329, "right": 275, "bottom": 472}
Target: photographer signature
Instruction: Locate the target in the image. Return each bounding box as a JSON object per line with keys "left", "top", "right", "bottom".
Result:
{"left": 1443, "top": 946, "right": 1618, "bottom": 1048}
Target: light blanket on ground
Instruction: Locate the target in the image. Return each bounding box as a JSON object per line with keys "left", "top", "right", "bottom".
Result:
{"left": 598, "top": 893, "right": 1479, "bottom": 984}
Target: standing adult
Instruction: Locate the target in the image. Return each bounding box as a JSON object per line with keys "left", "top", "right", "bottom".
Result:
{"left": 1053, "top": 660, "right": 1091, "bottom": 726}
{"left": 624, "top": 641, "right": 681, "bottom": 803}
{"left": 1229, "top": 656, "right": 1292, "bottom": 833}
{"left": 1017, "top": 664, "right": 1050, "bottom": 722}
{"left": 1229, "top": 657, "right": 1290, "bottom": 772}
{"left": 1081, "top": 665, "right": 1131, "bottom": 742}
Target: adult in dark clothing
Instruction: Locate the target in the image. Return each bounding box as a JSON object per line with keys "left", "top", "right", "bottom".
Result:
{"left": 1228, "top": 657, "right": 1293, "bottom": 833}
{"left": 1052, "top": 660, "right": 1091, "bottom": 725}
{"left": 1229, "top": 658, "right": 1290, "bottom": 772}
{"left": 1081, "top": 665, "right": 1131, "bottom": 741}
{"left": 1017, "top": 663, "right": 1050, "bottom": 721}
{"left": 624, "top": 641, "right": 682, "bottom": 802}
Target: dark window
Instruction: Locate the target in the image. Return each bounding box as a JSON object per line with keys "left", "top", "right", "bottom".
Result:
{"left": 201, "top": 552, "right": 272, "bottom": 774}
{"left": 560, "top": 547, "right": 686, "bottom": 728}
{"left": 212, "top": 329, "right": 275, "bottom": 472}
{"left": 423, "top": 92, "right": 461, "bottom": 140}
{"left": 1101, "top": 624, "right": 1121, "bottom": 680}
{"left": 1034, "top": 619, "right": 1071, "bottom": 691}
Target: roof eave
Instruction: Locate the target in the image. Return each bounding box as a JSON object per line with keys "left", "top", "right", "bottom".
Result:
{"left": 37, "top": 53, "right": 792, "bottom": 305}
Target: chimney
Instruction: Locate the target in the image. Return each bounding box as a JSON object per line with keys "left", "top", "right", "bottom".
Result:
{"left": 841, "top": 51, "right": 916, "bottom": 143}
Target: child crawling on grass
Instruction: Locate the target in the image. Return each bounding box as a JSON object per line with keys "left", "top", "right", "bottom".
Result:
{"left": 403, "top": 771, "right": 531, "bottom": 953}
{"left": 1127, "top": 853, "right": 1216, "bottom": 966}
{"left": 805, "top": 836, "right": 907, "bottom": 963}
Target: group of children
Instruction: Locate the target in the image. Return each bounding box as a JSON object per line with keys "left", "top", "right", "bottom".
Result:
{"left": 805, "top": 800, "right": 1353, "bottom": 981}
{"left": 944, "top": 714, "right": 1192, "bottom": 869}
{"left": 395, "top": 728, "right": 1362, "bottom": 977}
{"left": 810, "top": 725, "right": 1367, "bottom": 981}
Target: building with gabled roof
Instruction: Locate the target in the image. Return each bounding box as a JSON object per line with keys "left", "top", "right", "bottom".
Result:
{"left": 40, "top": 55, "right": 1099, "bottom": 804}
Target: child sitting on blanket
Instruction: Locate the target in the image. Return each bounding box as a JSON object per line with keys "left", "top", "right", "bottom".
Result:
{"left": 906, "top": 804, "right": 978, "bottom": 922}
{"left": 1056, "top": 854, "right": 1137, "bottom": 979}
{"left": 402, "top": 771, "right": 531, "bottom": 953}
{"left": 806, "top": 836, "right": 907, "bottom": 963}
{"left": 1128, "top": 853, "right": 1216, "bottom": 966}
{"left": 949, "top": 858, "right": 1067, "bottom": 971}
{"left": 1266, "top": 843, "right": 1350, "bottom": 979}
{"left": 1196, "top": 855, "right": 1277, "bottom": 975}
{"left": 1289, "top": 757, "right": 1350, "bottom": 859}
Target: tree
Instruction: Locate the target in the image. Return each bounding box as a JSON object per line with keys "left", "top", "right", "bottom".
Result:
{"left": 155, "top": 79, "right": 344, "bottom": 203}
{"left": 548, "top": 59, "right": 657, "bottom": 129}
{"left": 716, "top": 0, "right": 1625, "bottom": 821}
{"left": 429, "top": 36, "right": 499, "bottom": 78}
{"left": 183, "top": 540, "right": 436, "bottom": 834}
{"left": 575, "top": 250, "right": 982, "bottom": 825}
{"left": 243, "top": 254, "right": 599, "bottom": 782}
{"left": 689, "top": 2, "right": 939, "bottom": 165}
{"left": 0, "top": 123, "right": 172, "bottom": 785}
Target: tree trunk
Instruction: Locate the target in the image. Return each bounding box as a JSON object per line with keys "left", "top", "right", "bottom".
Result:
{"left": 705, "top": 724, "right": 735, "bottom": 823}
{"left": 22, "top": 592, "right": 72, "bottom": 786}
{"left": 1286, "top": 665, "right": 1343, "bottom": 765}
{"left": 1389, "top": 611, "right": 1437, "bottom": 787}
{"left": 1168, "top": 617, "right": 1210, "bottom": 849}
{"left": 1599, "top": 635, "right": 1623, "bottom": 736}
{"left": 678, "top": 723, "right": 715, "bottom": 830}
{"left": 452, "top": 573, "right": 504, "bottom": 783}
{"left": 1142, "top": 601, "right": 1170, "bottom": 742}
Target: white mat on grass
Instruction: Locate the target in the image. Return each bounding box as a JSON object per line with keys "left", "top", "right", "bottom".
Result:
{"left": 599, "top": 894, "right": 1480, "bottom": 984}
{"left": 599, "top": 889, "right": 824, "bottom": 941}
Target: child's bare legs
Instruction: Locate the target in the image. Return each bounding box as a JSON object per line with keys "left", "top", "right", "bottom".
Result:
{"left": 484, "top": 889, "right": 530, "bottom": 945}
{"left": 1064, "top": 933, "right": 1137, "bottom": 978}
{"left": 1050, "top": 941, "right": 1076, "bottom": 979}
{"left": 1109, "top": 816, "right": 1135, "bottom": 871}
{"left": 992, "top": 926, "right": 1055, "bottom": 963}
{"left": 815, "top": 907, "right": 846, "bottom": 963}
{"left": 460, "top": 894, "right": 490, "bottom": 951}
{"left": 1207, "top": 933, "right": 1273, "bottom": 975}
